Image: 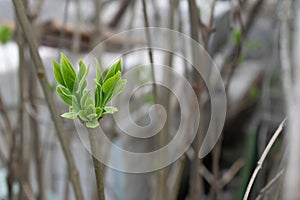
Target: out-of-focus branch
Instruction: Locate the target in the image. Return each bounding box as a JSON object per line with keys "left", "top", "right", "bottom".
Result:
{"left": 22, "top": 182, "right": 37, "bottom": 200}
{"left": 243, "top": 118, "right": 286, "bottom": 200}
{"left": 72, "top": 0, "right": 82, "bottom": 53}
{"left": 281, "top": 0, "right": 300, "bottom": 199}
{"left": 142, "top": 0, "right": 157, "bottom": 100}
{"left": 93, "top": 0, "right": 103, "bottom": 45}
{"left": 11, "top": 0, "right": 84, "bottom": 199}
{"left": 255, "top": 169, "right": 284, "bottom": 200}
{"left": 0, "top": 93, "right": 12, "bottom": 144}
{"left": 220, "top": 158, "right": 244, "bottom": 187}
{"left": 109, "top": 0, "right": 132, "bottom": 28}
{"left": 187, "top": 0, "right": 203, "bottom": 199}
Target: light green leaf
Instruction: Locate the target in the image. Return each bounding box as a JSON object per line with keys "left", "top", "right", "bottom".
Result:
{"left": 103, "top": 106, "right": 118, "bottom": 114}
{"left": 56, "top": 85, "right": 73, "bottom": 105}
{"left": 87, "top": 113, "right": 98, "bottom": 121}
{"left": 232, "top": 29, "right": 242, "bottom": 45}
{"left": 84, "top": 104, "right": 96, "bottom": 117}
{"left": 112, "top": 79, "right": 126, "bottom": 98}
{"left": 96, "top": 60, "right": 103, "bottom": 85}
{"left": 96, "top": 107, "right": 103, "bottom": 116}
{"left": 0, "top": 26, "right": 12, "bottom": 44}
{"left": 103, "top": 71, "right": 121, "bottom": 94}
{"left": 78, "top": 110, "right": 88, "bottom": 121}
{"left": 61, "top": 112, "right": 76, "bottom": 119}
{"left": 60, "top": 53, "right": 76, "bottom": 91}
{"left": 53, "top": 60, "right": 65, "bottom": 86}
{"left": 104, "top": 59, "right": 121, "bottom": 81}
{"left": 80, "top": 90, "right": 91, "bottom": 109}
{"left": 74, "top": 60, "right": 87, "bottom": 93}
{"left": 86, "top": 119, "right": 99, "bottom": 128}
{"left": 94, "top": 84, "right": 103, "bottom": 108}
{"left": 72, "top": 96, "right": 81, "bottom": 112}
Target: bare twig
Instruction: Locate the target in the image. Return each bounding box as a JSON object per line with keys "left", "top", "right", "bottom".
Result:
{"left": 11, "top": 0, "right": 84, "bottom": 199}
{"left": 255, "top": 169, "right": 284, "bottom": 200}
{"left": 243, "top": 118, "right": 286, "bottom": 200}
{"left": 199, "top": 164, "right": 214, "bottom": 185}
{"left": 0, "top": 92, "right": 12, "bottom": 144}
{"left": 220, "top": 158, "right": 245, "bottom": 187}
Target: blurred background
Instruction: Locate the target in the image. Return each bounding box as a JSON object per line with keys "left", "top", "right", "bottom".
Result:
{"left": 0, "top": 0, "right": 297, "bottom": 199}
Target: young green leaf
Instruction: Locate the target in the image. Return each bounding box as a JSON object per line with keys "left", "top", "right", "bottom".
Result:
{"left": 86, "top": 119, "right": 99, "bottom": 128}
{"left": 53, "top": 60, "right": 65, "bottom": 86}
{"left": 56, "top": 85, "right": 73, "bottom": 105}
{"left": 76, "top": 64, "right": 90, "bottom": 96}
{"left": 112, "top": 79, "right": 127, "bottom": 99}
{"left": 103, "top": 106, "right": 118, "bottom": 114}
{"left": 60, "top": 53, "right": 76, "bottom": 91}
{"left": 72, "top": 96, "right": 81, "bottom": 113}
{"left": 103, "top": 71, "right": 121, "bottom": 94}
{"left": 74, "top": 60, "right": 87, "bottom": 93}
{"left": 61, "top": 112, "right": 76, "bottom": 119}
{"left": 78, "top": 110, "right": 88, "bottom": 121}
{"left": 94, "top": 84, "right": 103, "bottom": 108}
{"left": 87, "top": 113, "right": 98, "bottom": 121}
{"left": 80, "top": 90, "right": 91, "bottom": 109}
{"left": 96, "top": 60, "right": 103, "bottom": 85}
{"left": 0, "top": 26, "right": 12, "bottom": 44}
{"left": 84, "top": 104, "right": 96, "bottom": 117}
{"left": 104, "top": 59, "right": 121, "bottom": 81}
{"left": 96, "top": 107, "right": 103, "bottom": 116}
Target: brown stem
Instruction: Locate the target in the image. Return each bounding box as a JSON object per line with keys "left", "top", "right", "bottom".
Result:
{"left": 87, "top": 127, "right": 105, "bottom": 200}
{"left": 11, "top": 0, "right": 84, "bottom": 199}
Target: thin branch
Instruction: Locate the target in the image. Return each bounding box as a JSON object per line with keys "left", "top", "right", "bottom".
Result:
{"left": 220, "top": 158, "right": 245, "bottom": 187}
{"left": 0, "top": 92, "right": 12, "bottom": 144}
{"left": 243, "top": 118, "right": 286, "bottom": 200}
{"left": 255, "top": 169, "right": 284, "bottom": 200}
{"left": 199, "top": 164, "right": 214, "bottom": 185}
{"left": 28, "top": 65, "right": 45, "bottom": 200}
{"left": 11, "top": 0, "right": 84, "bottom": 199}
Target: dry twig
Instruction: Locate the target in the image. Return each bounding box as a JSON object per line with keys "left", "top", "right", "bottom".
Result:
{"left": 243, "top": 118, "right": 286, "bottom": 200}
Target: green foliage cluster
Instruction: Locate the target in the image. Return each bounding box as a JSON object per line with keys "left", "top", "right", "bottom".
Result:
{"left": 0, "top": 25, "right": 12, "bottom": 44}
{"left": 53, "top": 53, "right": 126, "bottom": 128}
{"left": 232, "top": 29, "right": 242, "bottom": 45}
